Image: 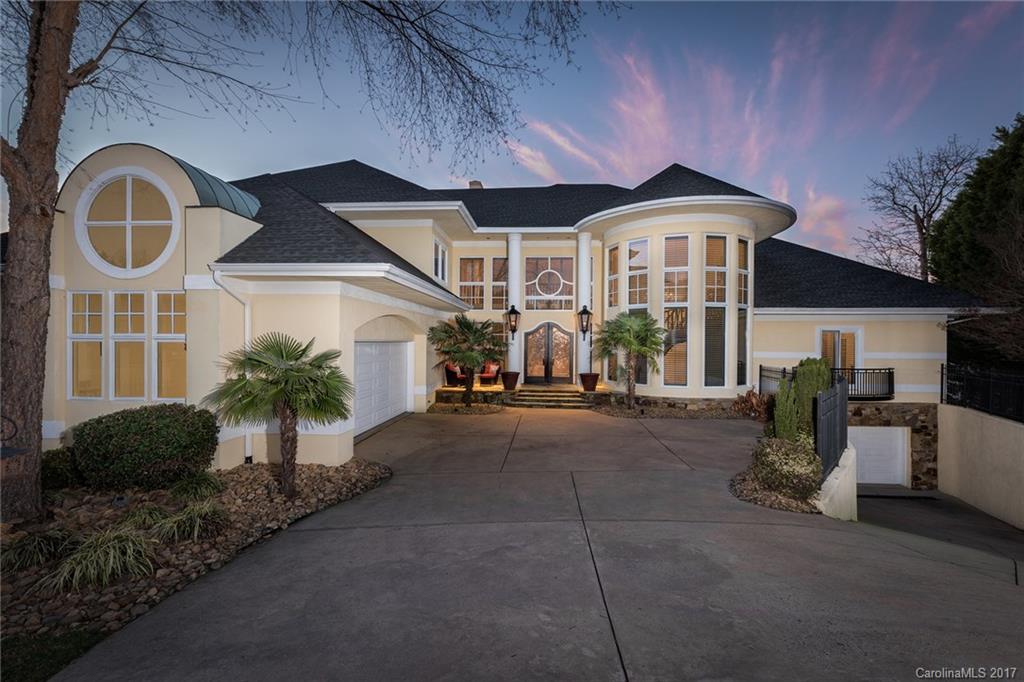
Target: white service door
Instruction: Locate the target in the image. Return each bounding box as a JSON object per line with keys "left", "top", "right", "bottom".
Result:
{"left": 354, "top": 342, "right": 409, "bottom": 435}
{"left": 850, "top": 426, "right": 909, "bottom": 485}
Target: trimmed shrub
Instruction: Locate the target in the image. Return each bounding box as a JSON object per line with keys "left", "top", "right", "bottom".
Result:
{"left": 751, "top": 436, "right": 822, "bottom": 501}
{"left": 152, "top": 500, "right": 228, "bottom": 544}
{"left": 38, "top": 528, "right": 155, "bottom": 593}
{"left": 794, "top": 357, "right": 833, "bottom": 433}
{"left": 773, "top": 379, "right": 800, "bottom": 440}
{"left": 1, "top": 529, "right": 79, "bottom": 572}
{"left": 73, "top": 404, "right": 219, "bottom": 490}
{"left": 41, "top": 448, "right": 81, "bottom": 491}
{"left": 170, "top": 471, "right": 225, "bottom": 502}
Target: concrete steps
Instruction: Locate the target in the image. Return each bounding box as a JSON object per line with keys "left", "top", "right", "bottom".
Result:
{"left": 508, "top": 388, "right": 590, "bottom": 409}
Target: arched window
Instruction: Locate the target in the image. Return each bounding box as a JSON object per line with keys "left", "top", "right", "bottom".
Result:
{"left": 75, "top": 168, "right": 180, "bottom": 278}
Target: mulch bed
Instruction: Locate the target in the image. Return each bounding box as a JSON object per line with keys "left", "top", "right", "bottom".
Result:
{"left": 592, "top": 404, "right": 748, "bottom": 419}
{"left": 0, "top": 459, "right": 391, "bottom": 639}
{"left": 729, "top": 468, "right": 820, "bottom": 514}
{"left": 427, "top": 403, "right": 505, "bottom": 415}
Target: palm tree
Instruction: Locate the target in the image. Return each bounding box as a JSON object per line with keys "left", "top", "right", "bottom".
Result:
{"left": 202, "top": 333, "right": 353, "bottom": 498}
{"left": 594, "top": 312, "right": 666, "bottom": 410}
{"left": 428, "top": 313, "right": 507, "bottom": 406}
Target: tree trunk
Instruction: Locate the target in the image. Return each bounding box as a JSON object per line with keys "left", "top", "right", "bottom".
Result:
{"left": 462, "top": 368, "right": 476, "bottom": 406}
{"left": 915, "top": 216, "right": 929, "bottom": 281}
{"left": 1, "top": 2, "right": 81, "bottom": 522}
{"left": 276, "top": 402, "right": 298, "bottom": 498}
{"left": 625, "top": 356, "right": 636, "bottom": 410}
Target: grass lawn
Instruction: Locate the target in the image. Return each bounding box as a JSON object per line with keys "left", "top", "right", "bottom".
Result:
{"left": 1, "top": 630, "right": 107, "bottom": 682}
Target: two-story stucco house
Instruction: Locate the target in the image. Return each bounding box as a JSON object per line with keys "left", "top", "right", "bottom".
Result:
{"left": 27, "top": 143, "right": 976, "bottom": 488}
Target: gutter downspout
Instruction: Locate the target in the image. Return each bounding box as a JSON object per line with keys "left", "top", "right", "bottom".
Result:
{"left": 212, "top": 268, "right": 253, "bottom": 464}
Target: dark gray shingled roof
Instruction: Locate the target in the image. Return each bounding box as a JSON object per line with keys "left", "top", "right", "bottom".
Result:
{"left": 596, "top": 163, "right": 762, "bottom": 215}
{"left": 755, "top": 238, "right": 977, "bottom": 308}
{"left": 172, "top": 156, "right": 261, "bottom": 219}
{"left": 217, "top": 175, "right": 453, "bottom": 298}
{"left": 438, "top": 184, "right": 629, "bottom": 227}
{"left": 253, "top": 160, "right": 447, "bottom": 204}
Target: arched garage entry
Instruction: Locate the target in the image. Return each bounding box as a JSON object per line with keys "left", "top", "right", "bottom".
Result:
{"left": 353, "top": 315, "right": 419, "bottom": 435}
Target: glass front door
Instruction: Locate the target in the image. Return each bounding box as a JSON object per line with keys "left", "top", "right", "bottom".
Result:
{"left": 524, "top": 322, "right": 574, "bottom": 383}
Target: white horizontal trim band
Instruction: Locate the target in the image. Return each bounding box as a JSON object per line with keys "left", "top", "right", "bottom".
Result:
{"left": 863, "top": 352, "right": 946, "bottom": 360}
{"left": 753, "top": 351, "right": 814, "bottom": 359}
{"left": 895, "top": 384, "right": 941, "bottom": 393}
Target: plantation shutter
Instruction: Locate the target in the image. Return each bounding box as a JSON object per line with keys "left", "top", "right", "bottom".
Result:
{"left": 664, "top": 236, "right": 688, "bottom": 268}
{"left": 704, "top": 307, "right": 726, "bottom": 386}
{"left": 705, "top": 236, "right": 726, "bottom": 267}
{"left": 664, "top": 307, "right": 688, "bottom": 385}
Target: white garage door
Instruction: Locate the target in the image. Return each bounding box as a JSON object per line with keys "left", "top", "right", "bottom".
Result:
{"left": 850, "top": 426, "right": 909, "bottom": 485}
{"left": 354, "top": 342, "right": 409, "bottom": 435}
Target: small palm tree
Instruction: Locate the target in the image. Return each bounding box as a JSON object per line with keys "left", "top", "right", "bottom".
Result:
{"left": 594, "top": 312, "right": 666, "bottom": 410}
{"left": 428, "top": 313, "right": 507, "bottom": 406}
{"left": 202, "top": 333, "right": 353, "bottom": 498}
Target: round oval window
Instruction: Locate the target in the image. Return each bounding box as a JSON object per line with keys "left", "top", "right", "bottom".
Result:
{"left": 77, "top": 172, "right": 178, "bottom": 277}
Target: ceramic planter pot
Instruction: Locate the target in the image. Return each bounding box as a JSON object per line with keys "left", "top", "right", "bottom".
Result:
{"left": 579, "top": 372, "right": 599, "bottom": 392}
{"left": 500, "top": 371, "right": 520, "bottom": 391}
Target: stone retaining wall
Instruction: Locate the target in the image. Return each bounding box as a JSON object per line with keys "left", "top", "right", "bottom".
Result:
{"left": 434, "top": 388, "right": 514, "bottom": 404}
{"left": 587, "top": 392, "right": 736, "bottom": 411}
{"left": 847, "top": 402, "right": 938, "bottom": 489}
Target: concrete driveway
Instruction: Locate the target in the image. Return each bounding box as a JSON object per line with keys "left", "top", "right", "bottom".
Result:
{"left": 59, "top": 409, "right": 1023, "bottom": 681}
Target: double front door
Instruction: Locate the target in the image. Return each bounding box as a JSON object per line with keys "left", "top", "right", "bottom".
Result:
{"left": 525, "top": 322, "right": 573, "bottom": 384}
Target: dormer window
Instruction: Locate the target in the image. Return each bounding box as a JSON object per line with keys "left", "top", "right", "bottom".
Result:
{"left": 75, "top": 168, "right": 180, "bottom": 278}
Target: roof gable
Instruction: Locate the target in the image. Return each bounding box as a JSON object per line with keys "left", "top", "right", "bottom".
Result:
{"left": 218, "top": 175, "right": 449, "bottom": 296}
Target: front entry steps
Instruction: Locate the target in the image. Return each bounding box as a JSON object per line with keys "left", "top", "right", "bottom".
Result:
{"left": 508, "top": 386, "right": 589, "bottom": 409}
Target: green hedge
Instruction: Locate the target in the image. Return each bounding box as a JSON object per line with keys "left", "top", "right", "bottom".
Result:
{"left": 41, "top": 448, "right": 82, "bottom": 490}
{"left": 752, "top": 436, "right": 822, "bottom": 501}
{"left": 73, "top": 404, "right": 219, "bottom": 490}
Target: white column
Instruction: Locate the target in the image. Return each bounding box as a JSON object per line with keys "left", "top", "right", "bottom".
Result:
{"left": 506, "top": 233, "right": 523, "bottom": 381}
{"left": 576, "top": 231, "right": 592, "bottom": 378}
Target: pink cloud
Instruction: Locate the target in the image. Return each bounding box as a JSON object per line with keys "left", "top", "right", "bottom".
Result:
{"left": 957, "top": 2, "right": 1017, "bottom": 42}
{"left": 770, "top": 175, "right": 790, "bottom": 205}
{"left": 527, "top": 121, "right": 606, "bottom": 177}
{"left": 797, "top": 184, "right": 852, "bottom": 253}
{"left": 506, "top": 140, "right": 563, "bottom": 184}
{"left": 602, "top": 48, "right": 675, "bottom": 180}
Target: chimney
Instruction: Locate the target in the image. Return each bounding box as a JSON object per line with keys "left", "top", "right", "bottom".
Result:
{"left": 468, "top": 179, "right": 484, "bottom": 189}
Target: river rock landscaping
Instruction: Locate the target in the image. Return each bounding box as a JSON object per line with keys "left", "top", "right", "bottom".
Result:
{"left": 0, "top": 459, "right": 391, "bottom": 640}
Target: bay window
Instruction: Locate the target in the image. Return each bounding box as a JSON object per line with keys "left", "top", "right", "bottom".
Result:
{"left": 704, "top": 236, "right": 727, "bottom": 387}
{"left": 737, "top": 238, "right": 749, "bottom": 385}
{"left": 664, "top": 235, "right": 689, "bottom": 386}
{"left": 627, "top": 239, "right": 648, "bottom": 307}
{"left": 607, "top": 245, "right": 619, "bottom": 308}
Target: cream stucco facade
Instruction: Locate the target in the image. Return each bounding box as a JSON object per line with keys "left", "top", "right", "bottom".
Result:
{"left": 35, "top": 143, "right": 970, "bottom": 469}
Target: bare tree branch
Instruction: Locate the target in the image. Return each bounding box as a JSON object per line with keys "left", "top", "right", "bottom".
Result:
{"left": 856, "top": 136, "right": 978, "bottom": 281}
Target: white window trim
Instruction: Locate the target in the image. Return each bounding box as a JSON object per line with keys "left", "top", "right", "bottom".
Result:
{"left": 73, "top": 166, "right": 182, "bottom": 279}
{"left": 703, "top": 234, "right": 729, "bottom": 389}
{"left": 525, "top": 256, "right": 574, "bottom": 310}
{"left": 663, "top": 234, "right": 690, "bottom": 387}
{"left": 457, "top": 257, "right": 485, "bottom": 310}
{"left": 626, "top": 237, "right": 649, "bottom": 309}
{"left": 67, "top": 290, "right": 105, "bottom": 400}
{"left": 109, "top": 290, "right": 147, "bottom": 401}
{"left": 815, "top": 325, "right": 864, "bottom": 368}
{"left": 151, "top": 290, "right": 187, "bottom": 403}
{"left": 737, "top": 238, "right": 751, "bottom": 387}
{"left": 432, "top": 239, "right": 449, "bottom": 283}
{"left": 490, "top": 256, "right": 508, "bottom": 311}
{"left": 606, "top": 244, "right": 620, "bottom": 309}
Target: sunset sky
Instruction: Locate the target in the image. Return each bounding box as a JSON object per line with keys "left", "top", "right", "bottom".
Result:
{"left": 11, "top": 1, "right": 1024, "bottom": 256}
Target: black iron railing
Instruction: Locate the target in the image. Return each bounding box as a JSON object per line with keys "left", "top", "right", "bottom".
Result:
{"left": 942, "top": 363, "right": 1024, "bottom": 424}
{"left": 758, "top": 366, "right": 894, "bottom": 401}
{"left": 814, "top": 378, "right": 849, "bottom": 481}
